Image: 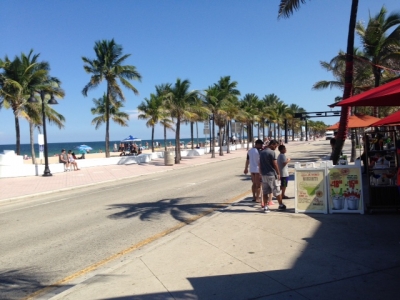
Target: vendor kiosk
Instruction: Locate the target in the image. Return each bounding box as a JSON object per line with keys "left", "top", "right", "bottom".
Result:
{"left": 364, "top": 130, "right": 400, "bottom": 212}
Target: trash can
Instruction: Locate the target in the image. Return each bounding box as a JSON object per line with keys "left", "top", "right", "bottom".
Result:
{"left": 164, "top": 151, "right": 174, "bottom": 166}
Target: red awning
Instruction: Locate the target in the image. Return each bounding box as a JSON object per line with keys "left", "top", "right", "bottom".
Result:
{"left": 371, "top": 110, "right": 400, "bottom": 126}
{"left": 334, "top": 78, "right": 400, "bottom": 107}
{"left": 326, "top": 114, "right": 381, "bottom": 130}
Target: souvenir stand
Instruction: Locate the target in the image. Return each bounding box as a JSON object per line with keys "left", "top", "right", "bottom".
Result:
{"left": 364, "top": 129, "right": 400, "bottom": 212}
{"left": 294, "top": 162, "right": 328, "bottom": 214}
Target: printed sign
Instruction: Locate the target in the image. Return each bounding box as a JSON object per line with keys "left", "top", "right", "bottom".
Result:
{"left": 295, "top": 169, "right": 327, "bottom": 213}
{"left": 327, "top": 166, "right": 364, "bottom": 214}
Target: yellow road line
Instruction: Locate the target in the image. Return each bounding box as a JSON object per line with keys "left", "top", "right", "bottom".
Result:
{"left": 24, "top": 189, "right": 251, "bottom": 299}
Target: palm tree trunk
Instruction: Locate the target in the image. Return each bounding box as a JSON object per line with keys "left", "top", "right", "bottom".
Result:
{"left": 105, "top": 86, "right": 111, "bottom": 158}
{"left": 29, "top": 122, "right": 36, "bottom": 164}
{"left": 151, "top": 126, "right": 155, "bottom": 152}
{"left": 211, "top": 115, "right": 215, "bottom": 158}
{"left": 175, "top": 116, "right": 181, "bottom": 163}
{"left": 291, "top": 120, "right": 295, "bottom": 141}
{"left": 14, "top": 110, "right": 21, "bottom": 155}
{"left": 262, "top": 119, "right": 266, "bottom": 140}
{"left": 190, "top": 122, "right": 194, "bottom": 150}
{"left": 226, "top": 121, "right": 230, "bottom": 154}
{"left": 164, "top": 124, "right": 167, "bottom": 151}
{"left": 332, "top": 0, "right": 358, "bottom": 165}
{"left": 219, "top": 125, "right": 224, "bottom": 156}
{"left": 196, "top": 121, "right": 199, "bottom": 147}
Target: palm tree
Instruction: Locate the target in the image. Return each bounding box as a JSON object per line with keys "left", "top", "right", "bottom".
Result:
{"left": 240, "top": 93, "right": 259, "bottom": 150}
{"left": 262, "top": 94, "right": 281, "bottom": 138}
{"left": 0, "top": 50, "right": 48, "bottom": 155}
{"left": 91, "top": 93, "right": 129, "bottom": 131}
{"left": 356, "top": 6, "right": 400, "bottom": 116}
{"left": 155, "top": 84, "right": 174, "bottom": 151}
{"left": 137, "top": 94, "right": 164, "bottom": 152}
{"left": 82, "top": 39, "right": 141, "bottom": 157}
{"left": 288, "top": 104, "right": 305, "bottom": 141}
{"left": 275, "top": 101, "right": 290, "bottom": 140}
{"left": 214, "top": 76, "right": 241, "bottom": 154}
{"left": 164, "top": 78, "right": 198, "bottom": 163}
{"left": 203, "top": 86, "right": 222, "bottom": 158}
{"left": 279, "top": 0, "right": 359, "bottom": 164}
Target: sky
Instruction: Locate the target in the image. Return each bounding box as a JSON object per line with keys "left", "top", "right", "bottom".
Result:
{"left": 1, "top": 0, "right": 399, "bottom": 145}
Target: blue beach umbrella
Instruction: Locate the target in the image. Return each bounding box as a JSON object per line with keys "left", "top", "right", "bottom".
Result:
{"left": 75, "top": 145, "right": 93, "bottom": 153}
{"left": 121, "top": 135, "right": 141, "bottom": 142}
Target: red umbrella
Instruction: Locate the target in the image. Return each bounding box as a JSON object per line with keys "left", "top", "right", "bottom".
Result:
{"left": 333, "top": 77, "right": 400, "bottom": 107}
{"left": 326, "top": 114, "right": 381, "bottom": 130}
{"left": 371, "top": 110, "right": 400, "bottom": 126}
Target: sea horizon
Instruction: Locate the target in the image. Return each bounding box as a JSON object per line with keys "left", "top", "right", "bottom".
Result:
{"left": 0, "top": 137, "right": 213, "bottom": 157}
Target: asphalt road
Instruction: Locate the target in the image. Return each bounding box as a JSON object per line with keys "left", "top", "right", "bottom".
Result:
{"left": 0, "top": 140, "right": 349, "bottom": 299}
{"left": 0, "top": 157, "right": 250, "bottom": 300}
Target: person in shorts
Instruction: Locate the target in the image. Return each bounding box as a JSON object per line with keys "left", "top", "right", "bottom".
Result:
{"left": 259, "top": 140, "right": 286, "bottom": 213}
{"left": 244, "top": 139, "right": 264, "bottom": 202}
{"left": 277, "top": 145, "right": 291, "bottom": 199}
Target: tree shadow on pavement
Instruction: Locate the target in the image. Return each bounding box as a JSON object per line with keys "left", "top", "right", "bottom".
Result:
{"left": 107, "top": 197, "right": 231, "bottom": 223}
{"left": 0, "top": 269, "right": 48, "bottom": 300}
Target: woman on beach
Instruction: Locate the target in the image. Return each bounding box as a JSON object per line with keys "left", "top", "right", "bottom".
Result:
{"left": 68, "top": 150, "right": 80, "bottom": 171}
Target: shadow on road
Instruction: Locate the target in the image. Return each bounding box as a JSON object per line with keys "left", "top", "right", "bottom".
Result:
{"left": 107, "top": 197, "right": 233, "bottom": 223}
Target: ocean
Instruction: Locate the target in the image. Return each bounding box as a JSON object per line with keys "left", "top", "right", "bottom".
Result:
{"left": 0, "top": 138, "right": 210, "bottom": 157}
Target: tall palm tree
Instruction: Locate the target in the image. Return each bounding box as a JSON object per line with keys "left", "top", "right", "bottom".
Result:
{"left": 240, "top": 93, "right": 259, "bottom": 150}
{"left": 288, "top": 104, "right": 305, "bottom": 141}
{"left": 137, "top": 94, "right": 163, "bottom": 152}
{"left": 279, "top": 0, "right": 359, "bottom": 164}
{"left": 214, "top": 76, "right": 241, "bottom": 154}
{"left": 275, "top": 101, "right": 290, "bottom": 140}
{"left": 155, "top": 84, "right": 174, "bottom": 151}
{"left": 262, "top": 94, "right": 281, "bottom": 138}
{"left": 356, "top": 6, "right": 400, "bottom": 116}
{"left": 91, "top": 93, "right": 129, "bottom": 130}
{"left": 203, "top": 86, "right": 223, "bottom": 158}
{"left": 82, "top": 39, "right": 141, "bottom": 157}
{"left": 164, "top": 78, "right": 198, "bottom": 163}
{"left": 0, "top": 50, "right": 48, "bottom": 155}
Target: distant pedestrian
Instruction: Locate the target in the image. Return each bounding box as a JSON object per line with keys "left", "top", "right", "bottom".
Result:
{"left": 259, "top": 140, "right": 286, "bottom": 213}
{"left": 277, "top": 145, "right": 291, "bottom": 199}
{"left": 244, "top": 139, "right": 263, "bottom": 202}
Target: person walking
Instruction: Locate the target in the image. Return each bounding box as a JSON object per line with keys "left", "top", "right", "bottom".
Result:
{"left": 277, "top": 145, "right": 290, "bottom": 199}
{"left": 259, "top": 140, "right": 286, "bottom": 213}
{"left": 244, "top": 139, "right": 264, "bottom": 202}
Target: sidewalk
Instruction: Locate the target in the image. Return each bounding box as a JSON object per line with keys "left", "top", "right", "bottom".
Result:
{"left": 6, "top": 141, "right": 399, "bottom": 299}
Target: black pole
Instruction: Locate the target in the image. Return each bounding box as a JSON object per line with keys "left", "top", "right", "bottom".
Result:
{"left": 284, "top": 119, "right": 288, "bottom": 144}
{"left": 305, "top": 118, "right": 309, "bottom": 142}
{"left": 41, "top": 91, "right": 52, "bottom": 176}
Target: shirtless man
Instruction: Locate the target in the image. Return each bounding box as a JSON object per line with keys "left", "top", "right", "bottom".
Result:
{"left": 244, "top": 139, "right": 264, "bottom": 202}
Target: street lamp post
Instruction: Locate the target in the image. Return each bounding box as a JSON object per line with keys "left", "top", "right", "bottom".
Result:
{"left": 28, "top": 91, "right": 58, "bottom": 177}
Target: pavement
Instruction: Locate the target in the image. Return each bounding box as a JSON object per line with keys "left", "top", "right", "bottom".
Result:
{"left": 2, "top": 141, "right": 400, "bottom": 300}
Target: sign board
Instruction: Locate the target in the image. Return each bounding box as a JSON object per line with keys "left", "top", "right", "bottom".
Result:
{"left": 203, "top": 122, "right": 209, "bottom": 129}
{"left": 327, "top": 165, "right": 364, "bottom": 214}
{"left": 203, "top": 129, "right": 210, "bottom": 135}
{"left": 295, "top": 165, "right": 328, "bottom": 214}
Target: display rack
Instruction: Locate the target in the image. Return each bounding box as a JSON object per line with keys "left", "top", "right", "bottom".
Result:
{"left": 365, "top": 130, "right": 400, "bottom": 212}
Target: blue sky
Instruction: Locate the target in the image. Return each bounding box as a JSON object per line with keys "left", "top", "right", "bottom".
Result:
{"left": 1, "top": 0, "right": 399, "bottom": 144}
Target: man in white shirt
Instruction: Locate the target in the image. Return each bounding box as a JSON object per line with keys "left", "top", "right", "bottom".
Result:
{"left": 244, "top": 139, "right": 264, "bottom": 202}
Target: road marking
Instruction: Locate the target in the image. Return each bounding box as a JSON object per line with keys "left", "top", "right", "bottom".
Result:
{"left": 23, "top": 189, "right": 251, "bottom": 300}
